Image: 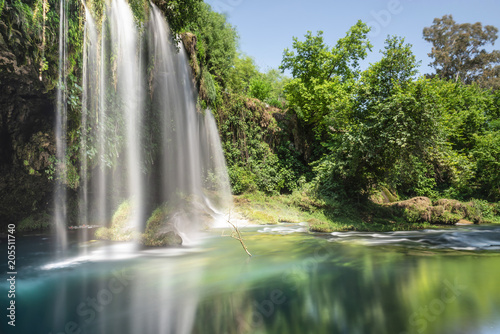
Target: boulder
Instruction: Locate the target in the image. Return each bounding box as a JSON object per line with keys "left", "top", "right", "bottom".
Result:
{"left": 455, "top": 219, "right": 474, "bottom": 226}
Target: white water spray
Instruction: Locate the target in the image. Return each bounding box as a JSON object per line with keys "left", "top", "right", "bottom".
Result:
{"left": 54, "top": 0, "right": 68, "bottom": 251}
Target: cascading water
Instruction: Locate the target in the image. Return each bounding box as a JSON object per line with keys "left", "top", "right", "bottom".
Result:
{"left": 79, "top": 7, "right": 99, "bottom": 252}
{"left": 54, "top": 0, "right": 68, "bottom": 252}
{"left": 148, "top": 3, "right": 233, "bottom": 243}
{"left": 109, "top": 0, "right": 144, "bottom": 237}
{"left": 80, "top": 8, "right": 98, "bottom": 228}
{"left": 201, "top": 109, "right": 233, "bottom": 225}
{"left": 76, "top": 1, "right": 233, "bottom": 248}
{"left": 95, "top": 15, "right": 107, "bottom": 227}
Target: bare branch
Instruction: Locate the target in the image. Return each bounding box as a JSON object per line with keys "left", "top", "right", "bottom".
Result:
{"left": 223, "top": 211, "right": 252, "bottom": 257}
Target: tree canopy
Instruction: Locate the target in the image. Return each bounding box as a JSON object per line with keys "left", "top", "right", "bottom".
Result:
{"left": 423, "top": 14, "right": 500, "bottom": 90}
{"left": 279, "top": 21, "right": 372, "bottom": 134}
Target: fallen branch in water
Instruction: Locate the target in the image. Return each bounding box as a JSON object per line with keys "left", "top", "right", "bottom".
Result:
{"left": 222, "top": 212, "right": 252, "bottom": 257}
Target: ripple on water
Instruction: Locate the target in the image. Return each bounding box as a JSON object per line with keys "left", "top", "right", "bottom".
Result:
{"left": 327, "top": 225, "right": 500, "bottom": 252}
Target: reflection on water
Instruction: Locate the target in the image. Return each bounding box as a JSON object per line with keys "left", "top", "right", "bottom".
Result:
{"left": 2, "top": 225, "right": 500, "bottom": 334}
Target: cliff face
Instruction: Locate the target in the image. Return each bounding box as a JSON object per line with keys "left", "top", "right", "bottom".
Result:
{"left": 0, "top": 15, "right": 56, "bottom": 224}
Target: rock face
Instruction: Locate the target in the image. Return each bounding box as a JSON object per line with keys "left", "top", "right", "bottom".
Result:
{"left": 181, "top": 32, "right": 200, "bottom": 83}
{"left": 0, "top": 3, "right": 62, "bottom": 226}
{"left": 0, "top": 35, "right": 56, "bottom": 225}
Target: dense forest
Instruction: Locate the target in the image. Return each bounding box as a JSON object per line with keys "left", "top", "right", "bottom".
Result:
{"left": 1, "top": 0, "right": 499, "bottom": 231}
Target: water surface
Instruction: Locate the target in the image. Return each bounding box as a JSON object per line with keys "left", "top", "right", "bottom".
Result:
{"left": 2, "top": 225, "right": 500, "bottom": 334}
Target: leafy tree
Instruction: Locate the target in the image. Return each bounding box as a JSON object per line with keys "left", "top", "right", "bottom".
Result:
{"left": 472, "top": 131, "right": 500, "bottom": 200}
{"left": 423, "top": 14, "right": 500, "bottom": 90}
{"left": 316, "top": 78, "right": 441, "bottom": 198}
{"left": 187, "top": 3, "right": 238, "bottom": 84}
{"left": 359, "top": 36, "right": 419, "bottom": 107}
{"left": 262, "top": 68, "right": 290, "bottom": 107}
{"left": 249, "top": 77, "right": 271, "bottom": 101}
{"left": 281, "top": 21, "right": 372, "bottom": 84}
{"left": 152, "top": 0, "right": 202, "bottom": 37}
{"left": 280, "top": 21, "right": 372, "bottom": 132}
{"left": 226, "top": 53, "right": 259, "bottom": 94}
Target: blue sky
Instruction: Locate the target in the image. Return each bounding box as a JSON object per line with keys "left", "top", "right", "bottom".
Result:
{"left": 204, "top": 0, "right": 500, "bottom": 75}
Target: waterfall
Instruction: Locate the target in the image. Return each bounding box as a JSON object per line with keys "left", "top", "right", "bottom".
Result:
{"left": 95, "top": 16, "right": 107, "bottom": 227}
{"left": 148, "top": 3, "right": 233, "bottom": 242}
{"left": 54, "top": 0, "right": 68, "bottom": 251}
{"left": 80, "top": 8, "right": 99, "bottom": 252}
{"left": 76, "top": 1, "right": 233, "bottom": 248}
{"left": 80, "top": 9, "right": 98, "bottom": 226}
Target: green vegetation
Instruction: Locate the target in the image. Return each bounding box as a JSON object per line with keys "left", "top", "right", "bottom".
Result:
{"left": 233, "top": 189, "right": 433, "bottom": 232}
{"left": 213, "top": 15, "right": 500, "bottom": 230}
{"left": 423, "top": 14, "right": 500, "bottom": 90}
{"left": 277, "top": 22, "right": 500, "bottom": 205}
{"left": 234, "top": 189, "right": 500, "bottom": 232}
{"left": 18, "top": 212, "right": 51, "bottom": 231}
{"left": 2, "top": 1, "right": 499, "bottom": 231}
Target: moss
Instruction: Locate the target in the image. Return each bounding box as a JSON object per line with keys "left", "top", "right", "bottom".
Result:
{"left": 248, "top": 210, "right": 279, "bottom": 225}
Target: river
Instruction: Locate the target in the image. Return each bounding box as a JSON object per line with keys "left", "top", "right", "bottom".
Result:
{"left": 2, "top": 224, "right": 500, "bottom": 333}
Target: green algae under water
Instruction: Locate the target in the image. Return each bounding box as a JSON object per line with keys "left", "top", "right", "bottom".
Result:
{"left": 2, "top": 224, "right": 500, "bottom": 334}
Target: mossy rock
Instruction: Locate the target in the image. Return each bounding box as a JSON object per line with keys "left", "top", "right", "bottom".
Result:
{"left": 94, "top": 227, "right": 112, "bottom": 240}
{"left": 390, "top": 197, "right": 432, "bottom": 222}
{"left": 110, "top": 200, "right": 131, "bottom": 230}
{"left": 389, "top": 197, "right": 470, "bottom": 224}
{"left": 142, "top": 231, "right": 182, "bottom": 247}
{"left": 94, "top": 200, "right": 140, "bottom": 242}
{"left": 390, "top": 197, "right": 432, "bottom": 211}
{"left": 141, "top": 204, "right": 183, "bottom": 247}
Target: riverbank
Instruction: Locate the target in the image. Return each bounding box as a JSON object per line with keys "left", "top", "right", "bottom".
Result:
{"left": 14, "top": 189, "right": 500, "bottom": 234}
{"left": 232, "top": 190, "right": 500, "bottom": 232}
